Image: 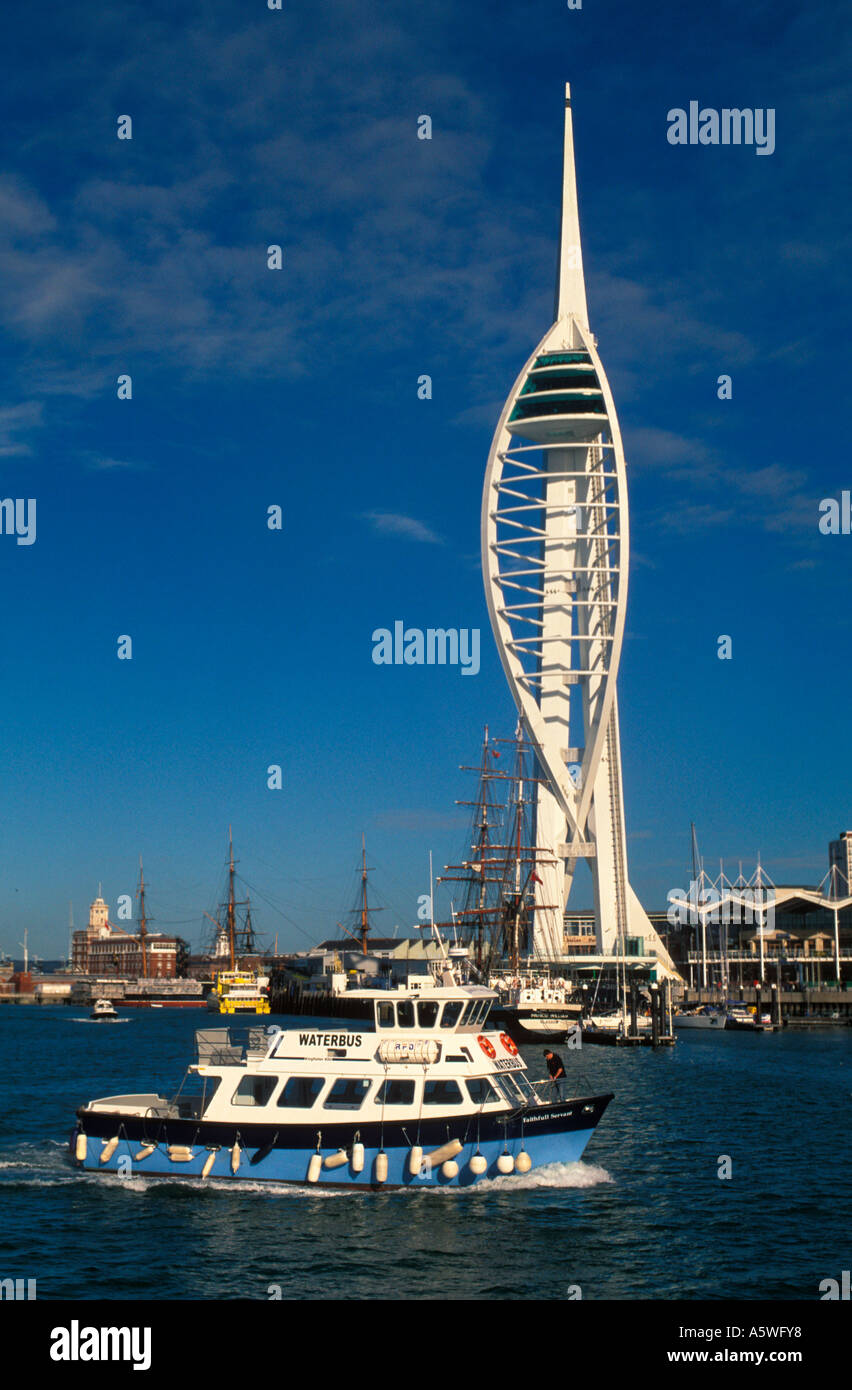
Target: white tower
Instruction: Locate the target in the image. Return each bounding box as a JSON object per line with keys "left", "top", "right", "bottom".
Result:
{"left": 481, "top": 85, "right": 678, "bottom": 979}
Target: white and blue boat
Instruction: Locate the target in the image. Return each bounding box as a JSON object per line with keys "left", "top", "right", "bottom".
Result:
{"left": 71, "top": 975, "right": 613, "bottom": 1188}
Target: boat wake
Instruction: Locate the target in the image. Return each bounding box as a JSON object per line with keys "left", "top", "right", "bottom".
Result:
{"left": 1, "top": 1138, "right": 612, "bottom": 1196}
{"left": 69, "top": 1160, "right": 613, "bottom": 1198}
{"left": 471, "top": 1160, "right": 613, "bottom": 1192}
{"left": 67, "top": 1018, "right": 131, "bottom": 1024}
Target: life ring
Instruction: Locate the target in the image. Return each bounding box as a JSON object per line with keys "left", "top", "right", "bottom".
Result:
{"left": 477, "top": 1035, "right": 496, "bottom": 1059}
{"left": 499, "top": 1033, "right": 519, "bottom": 1056}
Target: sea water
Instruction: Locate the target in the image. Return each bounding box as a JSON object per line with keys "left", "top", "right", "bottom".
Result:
{"left": 0, "top": 1007, "right": 848, "bottom": 1300}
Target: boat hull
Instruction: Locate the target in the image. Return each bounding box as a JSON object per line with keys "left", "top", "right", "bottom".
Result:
{"left": 72, "top": 1093, "right": 612, "bottom": 1189}
{"left": 673, "top": 1013, "right": 727, "bottom": 1030}
{"left": 492, "top": 1008, "right": 581, "bottom": 1042}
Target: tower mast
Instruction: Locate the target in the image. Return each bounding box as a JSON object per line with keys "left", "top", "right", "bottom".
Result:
{"left": 359, "top": 833, "right": 370, "bottom": 954}
{"left": 227, "top": 826, "right": 236, "bottom": 971}
{"left": 554, "top": 84, "right": 589, "bottom": 327}
{"left": 137, "top": 856, "right": 148, "bottom": 978}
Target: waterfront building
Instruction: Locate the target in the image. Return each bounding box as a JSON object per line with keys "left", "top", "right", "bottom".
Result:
{"left": 669, "top": 886, "right": 852, "bottom": 989}
{"left": 71, "top": 887, "right": 187, "bottom": 978}
{"left": 829, "top": 831, "right": 852, "bottom": 895}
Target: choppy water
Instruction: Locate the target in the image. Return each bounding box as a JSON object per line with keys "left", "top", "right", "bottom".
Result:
{"left": 0, "top": 1008, "right": 849, "bottom": 1300}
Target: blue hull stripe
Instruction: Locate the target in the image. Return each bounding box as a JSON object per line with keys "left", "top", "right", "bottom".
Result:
{"left": 76, "top": 1130, "right": 597, "bottom": 1187}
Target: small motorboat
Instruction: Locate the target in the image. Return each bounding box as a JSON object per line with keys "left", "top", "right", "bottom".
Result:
{"left": 673, "top": 1006, "right": 727, "bottom": 1031}
{"left": 90, "top": 998, "right": 119, "bottom": 1022}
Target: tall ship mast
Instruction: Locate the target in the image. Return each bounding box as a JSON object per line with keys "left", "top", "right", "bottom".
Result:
{"left": 440, "top": 726, "right": 560, "bottom": 975}
{"left": 438, "top": 727, "right": 508, "bottom": 972}
{"left": 136, "top": 856, "right": 148, "bottom": 979}
{"left": 353, "top": 833, "right": 382, "bottom": 954}
{"left": 206, "top": 830, "right": 269, "bottom": 1016}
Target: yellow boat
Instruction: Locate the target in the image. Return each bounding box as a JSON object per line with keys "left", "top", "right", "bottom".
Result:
{"left": 208, "top": 971, "right": 270, "bottom": 1016}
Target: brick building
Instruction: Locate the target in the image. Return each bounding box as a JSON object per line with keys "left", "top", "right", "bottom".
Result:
{"left": 71, "top": 888, "right": 187, "bottom": 978}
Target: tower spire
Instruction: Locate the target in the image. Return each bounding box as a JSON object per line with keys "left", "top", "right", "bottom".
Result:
{"left": 554, "top": 83, "right": 589, "bottom": 328}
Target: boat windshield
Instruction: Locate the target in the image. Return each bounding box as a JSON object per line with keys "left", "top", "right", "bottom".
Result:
{"left": 493, "top": 1072, "right": 537, "bottom": 1108}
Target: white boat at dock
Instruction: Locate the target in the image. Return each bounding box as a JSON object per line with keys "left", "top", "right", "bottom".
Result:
{"left": 673, "top": 1005, "right": 727, "bottom": 1031}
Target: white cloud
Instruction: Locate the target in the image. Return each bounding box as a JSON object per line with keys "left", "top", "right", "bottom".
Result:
{"left": 361, "top": 512, "right": 445, "bottom": 545}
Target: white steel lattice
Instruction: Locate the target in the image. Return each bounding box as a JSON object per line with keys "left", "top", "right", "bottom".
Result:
{"left": 482, "top": 316, "right": 628, "bottom": 854}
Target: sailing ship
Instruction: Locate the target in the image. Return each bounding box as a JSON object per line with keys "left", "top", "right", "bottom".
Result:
{"left": 267, "top": 837, "right": 400, "bottom": 1021}
{"left": 439, "top": 727, "right": 581, "bottom": 1041}
{"left": 206, "top": 832, "right": 270, "bottom": 1016}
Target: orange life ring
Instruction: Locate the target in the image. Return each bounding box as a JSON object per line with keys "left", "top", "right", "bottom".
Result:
{"left": 499, "top": 1033, "right": 519, "bottom": 1056}
{"left": 477, "top": 1035, "right": 496, "bottom": 1059}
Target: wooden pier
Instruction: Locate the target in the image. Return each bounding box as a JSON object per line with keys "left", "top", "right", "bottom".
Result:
{"left": 582, "top": 979, "right": 676, "bottom": 1047}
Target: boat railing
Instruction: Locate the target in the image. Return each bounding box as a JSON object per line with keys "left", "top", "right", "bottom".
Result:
{"left": 195, "top": 1026, "right": 272, "bottom": 1065}
{"left": 530, "top": 1074, "right": 596, "bottom": 1103}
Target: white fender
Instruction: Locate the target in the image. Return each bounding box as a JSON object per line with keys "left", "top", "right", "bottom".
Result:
{"left": 74, "top": 1133, "right": 87, "bottom": 1163}
{"left": 307, "top": 1153, "right": 322, "bottom": 1183}
{"left": 469, "top": 1153, "right": 488, "bottom": 1176}
{"left": 441, "top": 1159, "right": 459, "bottom": 1179}
{"left": 133, "top": 1145, "right": 156, "bottom": 1162}
{"left": 99, "top": 1136, "right": 119, "bottom": 1163}
{"left": 374, "top": 1151, "right": 388, "bottom": 1184}
{"left": 202, "top": 1151, "right": 216, "bottom": 1179}
{"left": 351, "top": 1142, "right": 365, "bottom": 1173}
{"left": 168, "top": 1145, "right": 194, "bottom": 1162}
{"left": 515, "top": 1150, "right": 533, "bottom": 1173}
{"left": 323, "top": 1149, "right": 349, "bottom": 1169}
{"left": 425, "top": 1138, "right": 462, "bottom": 1167}
{"left": 408, "top": 1145, "right": 423, "bottom": 1176}
{"left": 497, "top": 1153, "right": 515, "bottom": 1174}
{"left": 230, "top": 1142, "right": 241, "bottom": 1174}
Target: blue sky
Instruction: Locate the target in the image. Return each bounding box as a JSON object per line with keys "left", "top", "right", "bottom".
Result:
{"left": 1, "top": 0, "right": 850, "bottom": 959}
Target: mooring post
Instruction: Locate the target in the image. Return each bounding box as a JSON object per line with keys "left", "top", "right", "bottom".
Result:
{"left": 629, "top": 980, "right": 639, "bottom": 1038}
{"left": 651, "top": 983, "right": 661, "bottom": 1047}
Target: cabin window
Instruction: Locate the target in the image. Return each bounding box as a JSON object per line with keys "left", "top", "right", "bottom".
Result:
{"left": 375, "top": 1079, "right": 416, "bottom": 1106}
{"left": 439, "top": 1000, "right": 463, "bottom": 1029}
{"left": 200, "top": 1077, "right": 222, "bottom": 1114}
{"left": 277, "top": 1076, "right": 324, "bottom": 1108}
{"left": 416, "top": 1000, "right": 440, "bottom": 1028}
{"left": 396, "top": 1001, "right": 415, "bottom": 1029}
{"left": 466, "top": 1077, "right": 502, "bottom": 1106}
{"left": 324, "top": 1078, "right": 372, "bottom": 1110}
{"left": 423, "top": 1079, "right": 463, "bottom": 1106}
{"left": 377, "top": 1003, "right": 395, "bottom": 1029}
{"left": 459, "top": 1000, "right": 480, "bottom": 1026}
{"left": 231, "top": 1075, "right": 277, "bottom": 1107}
